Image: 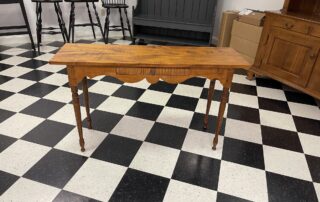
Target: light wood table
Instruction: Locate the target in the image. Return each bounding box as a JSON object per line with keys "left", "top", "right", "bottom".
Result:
{"left": 50, "top": 44, "right": 250, "bottom": 152}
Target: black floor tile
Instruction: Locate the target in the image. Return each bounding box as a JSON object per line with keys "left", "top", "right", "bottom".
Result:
{"left": 285, "top": 91, "right": 317, "bottom": 106}
{"left": 0, "top": 54, "right": 11, "bottom": 61}
{"left": 0, "top": 63, "right": 12, "bottom": 72}
{"left": 0, "top": 171, "right": 19, "bottom": 195}
{"left": 18, "top": 59, "right": 47, "bottom": 69}
{"left": 101, "top": 76, "right": 124, "bottom": 84}
{"left": 145, "top": 122, "right": 188, "bottom": 149}
{"left": 110, "top": 168, "right": 170, "bottom": 202}
{"left": 0, "top": 45, "right": 10, "bottom": 52}
{"left": 256, "top": 78, "right": 283, "bottom": 89}
{"left": 0, "top": 75, "right": 12, "bottom": 85}
{"left": 19, "top": 70, "right": 52, "bottom": 81}
{"left": 47, "top": 41, "right": 65, "bottom": 47}
{"left": 306, "top": 155, "right": 320, "bottom": 183}
{"left": 23, "top": 149, "right": 87, "bottom": 188}
{"left": 258, "top": 97, "right": 291, "bottom": 114}
{"left": 166, "top": 94, "right": 198, "bottom": 111}
{"left": 148, "top": 81, "right": 177, "bottom": 93}
{"left": 261, "top": 126, "right": 303, "bottom": 152}
{"left": 20, "top": 83, "right": 58, "bottom": 97}
{"left": 200, "top": 88, "right": 222, "bottom": 101}
{"left": 82, "top": 110, "right": 123, "bottom": 132}
{"left": 126, "top": 101, "right": 163, "bottom": 121}
{"left": 17, "top": 43, "right": 34, "bottom": 50}
{"left": 0, "top": 109, "right": 15, "bottom": 123}
{"left": 76, "top": 79, "right": 97, "bottom": 90}
{"left": 0, "top": 134, "right": 17, "bottom": 153}
{"left": 22, "top": 120, "right": 74, "bottom": 147}
{"left": 18, "top": 51, "right": 44, "bottom": 58}
{"left": 293, "top": 116, "right": 320, "bottom": 136}
{"left": 58, "top": 68, "right": 67, "bottom": 75}
{"left": 222, "top": 137, "right": 265, "bottom": 169}
{"left": 77, "top": 92, "right": 108, "bottom": 109}
{"left": 227, "top": 104, "right": 260, "bottom": 124}
{"left": 112, "top": 85, "right": 144, "bottom": 100}
{"left": 266, "top": 172, "right": 318, "bottom": 202}
{"left": 182, "top": 77, "right": 206, "bottom": 87}
{"left": 91, "top": 134, "right": 142, "bottom": 167}
{"left": 217, "top": 192, "right": 251, "bottom": 202}
{"left": 0, "top": 90, "right": 14, "bottom": 101}
{"left": 53, "top": 190, "right": 101, "bottom": 202}
{"left": 231, "top": 83, "right": 257, "bottom": 96}
{"left": 189, "top": 112, "right": 226, "bottom": 135}
{"left": 172, "top": 151, "right": 221, "bottom": 190}
{"left": 21, "top": 99, "right": 65, "bottom": 118}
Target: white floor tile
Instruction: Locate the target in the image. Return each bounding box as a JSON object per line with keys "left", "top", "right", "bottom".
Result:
{"left": 173, "top": 84, "right": 203, "bottom": 98}
{"left": 97, "top": 96, "right": 135, "bottom": 115}
{"left": 0, "top": 140, "right": 50, "bottom": 176}
{"left": 195, "top": 99, "right": 228, "bottom": 117}
{"left": 37, "top": 64, "right": 66, "bottom": 73}
{"left": 130, "top": 142, "right": 180, "bottom": 178}
{"left": 1, "top": 178, "right": 60, "bottom": 201}
{"left": 48, "top": 104, "right": 87, "bottom": 125}
{"left": 0, "top": 56, "right": 30, "bottom": 65}
{"left": 224, "top": 118, "right": 262, "bottom": 144}
{"left": 182, "top": 129, "right": 223, "bottom": 159}
{"left": 138, "top": 90, "right": 171, "bottom": 106}
{"left": 55, "top": 128, "right": 108, "bottom": 157}
{"left": 288, "top": 102, "right": 320, "bottom": 120}
{"left": 0, "top": 66, "right": 32, "bottom": 77}
{"left": 0, "top": 93, "right": 39, "bottom": 112}
{"left": 124, "top": 79, "right": 150, "bottom": 89}
{"left": 35, "top": 53, "right": 55, "bottom": 61}
{"left": 314, "top": 183, "right": 320, "bottom": 201}
{"left": 89, "top": 81, "right": 121, "bottom": 95}
{"left": 229, "top": 92, "right": 259, "bottom": 109}
{"left": 0, "top": 113, "right": 44, "bottom": 138}
{"left": 0, "top": 78, "right": 35, "bottom": 93}
{"left": 232, "top": 74, "right": 256, "bottom": 86}
{"left": 40, "top": 73, "right": 68, "bottom": 86}
{"left": 298, "top": 133, "right": 320, "bottom": 157}
{"left": 111, "top": 116, "right": 154, "bottom": 141}
{"left": 164, "top": 180, "right": 217, "bottom": 202}
{"left": 157, "top": 107, "right": 194, "bottom": 128}
{"left": 259, "top": 109, "right": 296, "bottom": 132}
{"left": 263, "top": 145, "right": 312, "bottom": 181}
{"left": 218, "top": 161, "right": 268, "bottom": 202}
{"left": 1, "top": 48, "right": 28, "bottom": 56}
{"left": 44, "top": 87, "right": 74, "bottom": 103}
{"left": 256, "top": 86, "right": 287, "bottom": 101}
{"left": 64, "top": 158, "right": 127, "bottom": 201}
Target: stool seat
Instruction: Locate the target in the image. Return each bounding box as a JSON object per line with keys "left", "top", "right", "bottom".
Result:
{"left": 102, "top": 3, "right": 128, "bottom": 8}
{"left": 65, "top": 0, "right": 98, "bottom": 2}
{"left": 31, "top": 0, "right": 62, "bottom": 2}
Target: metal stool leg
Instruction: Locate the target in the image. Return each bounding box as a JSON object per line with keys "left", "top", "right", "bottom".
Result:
{"left": 119, "top": 8, "right": 125, "bottom": 40}
{"left": 86, "top": 2, "right": 96, "bottom": 40}
{"left": 36, "top": 2, "right": 42, "bottom": 53}
{"left": 104, "top": 8, "right": 111, "bottom": 44}
{"left": 92, "top": 2, "right": 106, "bottom": 43}
{"left": 54, "top": 2, "right": 66, "bottom": 42}
{"left": 20, "top": 0, "right": 35, "bottom": 51}
{"left": 123, "top": 7, "right": 133, "bottom": 42}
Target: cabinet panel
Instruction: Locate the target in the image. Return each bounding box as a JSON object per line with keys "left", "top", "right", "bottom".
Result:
{"left": 261, "top": 27, "right": 319, "bottom": 86}
{"left": 307, "top": 55, "right": 320, "bottom": 95}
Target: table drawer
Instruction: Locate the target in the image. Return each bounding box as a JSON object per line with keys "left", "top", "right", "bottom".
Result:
{"left": 310, "top": 24, "right": 320, "bottom": 38}
{"left": 271, "top": 15, "right": 311, "bottom": 35}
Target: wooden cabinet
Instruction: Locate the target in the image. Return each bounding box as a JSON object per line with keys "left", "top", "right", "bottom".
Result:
{"left": 251, "top": 0, "right": 320, "bottom": 99}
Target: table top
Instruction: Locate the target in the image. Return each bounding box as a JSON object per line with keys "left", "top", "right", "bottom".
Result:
{"left": 50, "top": 43, "right": 251, "bottom": 69}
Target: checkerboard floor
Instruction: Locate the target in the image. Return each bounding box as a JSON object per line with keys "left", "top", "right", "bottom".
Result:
{"left": 0, "top": 37, "right": 320, "bottom": 202}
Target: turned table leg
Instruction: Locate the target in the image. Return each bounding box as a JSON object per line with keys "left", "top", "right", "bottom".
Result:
{"left": 204, "top": 80, "right": 216, "bottom": 129}
{"left": 71, "top": 86, "right": 85, "bottom": 152}
{"left": 82, "top": 77, "right": 92, "bottom": 129}
{"left": 212, "top": 87, "right": 229, "bottom": 150}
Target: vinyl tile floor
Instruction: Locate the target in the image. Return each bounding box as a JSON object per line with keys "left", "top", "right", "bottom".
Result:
{"left": 0, "top": 37, "right": 319, "bottom": 202}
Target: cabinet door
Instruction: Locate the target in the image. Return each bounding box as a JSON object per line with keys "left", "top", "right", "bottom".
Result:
{"left": 261, "top": 27, "right": 319, "bottom": 87}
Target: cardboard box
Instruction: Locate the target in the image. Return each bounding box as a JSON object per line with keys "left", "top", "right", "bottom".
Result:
{"left": 230, "top": 20, "right": 263, "bottom": 64}
{"left": 218, "top": 11, "right": 239, "bottom": 47}
{"left": 238, "top": 11, "right": 265, "bottom": 26}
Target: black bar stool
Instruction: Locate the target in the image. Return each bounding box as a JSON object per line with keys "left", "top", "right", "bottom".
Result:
{"left": 32, "top": 0, "right": 69, "bottom": 52}
{"left": 0, "top": 0, "right": 35, "bottom": 50}
{"left": 102, "top": 0, "right": 133, "bottom": 43}
{"left": 66, "top": 0, "right": 106, "bottom": 43}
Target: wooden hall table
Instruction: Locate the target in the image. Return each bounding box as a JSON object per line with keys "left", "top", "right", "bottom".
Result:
{"left": 50, "top": 44, "right": 250, "bottom": 152}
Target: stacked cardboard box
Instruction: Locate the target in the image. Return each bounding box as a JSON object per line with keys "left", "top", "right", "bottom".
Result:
{"left": 218, "top": 10, "right": 265, "bottom": 65}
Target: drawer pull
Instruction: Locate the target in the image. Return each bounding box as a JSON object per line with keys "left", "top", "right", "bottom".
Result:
{"left": 310, "top": 53, "right": 317, "bottom": 60}
{"left": 285, "top": 23, "right": 294, "bottom": 29}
